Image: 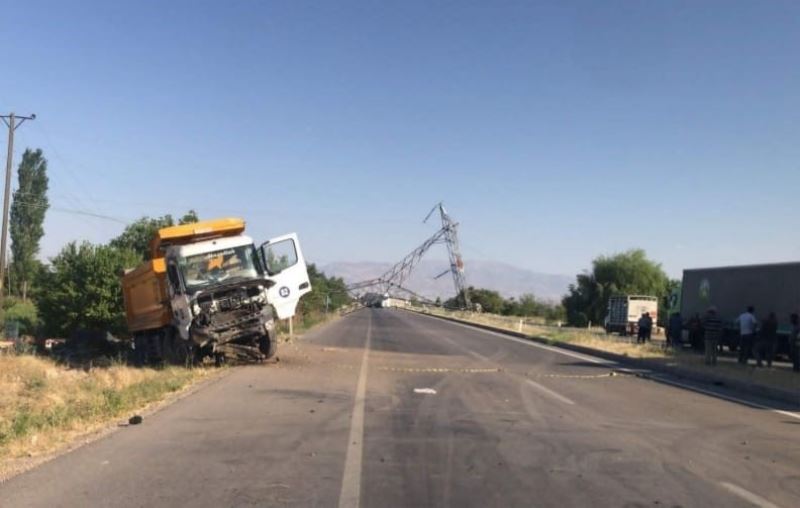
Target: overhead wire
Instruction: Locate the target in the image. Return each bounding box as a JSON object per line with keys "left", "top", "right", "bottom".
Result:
{"left": 9, "top": 129, "right": 95, "bottom": 215}
{"left": 11, "top": 199, "right": 130, "bottom": 225}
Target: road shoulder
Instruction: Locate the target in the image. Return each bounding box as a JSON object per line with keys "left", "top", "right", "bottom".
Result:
{"left": 407, "top": 308, "right": 800, "bottom": 409}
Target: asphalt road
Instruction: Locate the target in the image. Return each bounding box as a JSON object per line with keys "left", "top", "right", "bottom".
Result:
{"left": 3, "top": 308, "right": 800, "bottom": 507}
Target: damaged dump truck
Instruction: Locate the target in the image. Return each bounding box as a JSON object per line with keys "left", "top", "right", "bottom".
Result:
{"left": 121, "top": 218, "right": 311, "bottom": 365}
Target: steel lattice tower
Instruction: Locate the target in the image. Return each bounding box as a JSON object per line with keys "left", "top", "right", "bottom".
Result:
{"left": 348, "top": 202, "right": 470, "bottom": 308}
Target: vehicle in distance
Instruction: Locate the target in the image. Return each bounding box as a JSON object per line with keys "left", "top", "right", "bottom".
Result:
{"left": 605, "top": 295, "right": 658, "bottom": 335}
{"left": 680, "top": 262, "right": 800, "bottom": 354}
{"left": 121, "top": 217, "right": 311, "bottom": 365}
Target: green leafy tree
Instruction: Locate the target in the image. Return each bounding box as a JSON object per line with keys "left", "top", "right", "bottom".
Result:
{"left": 446, "top": 286, "right": 505, "bottom": 313}
{"left": 178, "top": 210, "right": 199, "bottom": 225}
{"left": 37, "top": 242, "right": 141, "bottom": 337}
{"left": 562, "top": 249, "right": 669, "bottom": 327}
{"left": 1, "top": 296, "right": 40, "bottom": 335}
{"left": 109, "top": 210, "right": 199, "bottom": 260}
{"left": 9, "top": 148, "right": 49, "bottom": 300}
{"left": 442, "top": 287, "right": 563, "bottom": 320}
{"left": 267, "top": 262, "right": 353, "bottom": 329}
{"left": 502, "top": 297, "right": 520, "bottom": 316}
{"left": 296, "top": 264, "right": 351, "bottom": 321}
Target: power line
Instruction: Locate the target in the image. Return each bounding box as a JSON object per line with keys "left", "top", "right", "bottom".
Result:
{"left": 11, "top": 199, "right": 130, "bottom": 224}
{"left": 32, "top": 122, "right": 100, "bottom": 214}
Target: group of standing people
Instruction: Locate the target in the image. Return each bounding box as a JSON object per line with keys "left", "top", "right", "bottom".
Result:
{"left": 734, "top": 306, "right": 786, "bottom": 368}
{"left": 636, "top": 312, "right": 653, "bottom": 344}
{"left": 668, "top": 305, "right": 800, "bottom": 370}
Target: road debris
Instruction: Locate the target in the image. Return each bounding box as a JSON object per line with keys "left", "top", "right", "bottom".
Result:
{"left": 128, "top": 415, "right": 143, "bottom": 425}
{"left": 413, "top": 388, "right": 437, "bottom": 395}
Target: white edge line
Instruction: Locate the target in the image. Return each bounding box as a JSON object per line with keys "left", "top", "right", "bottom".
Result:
{"left": 411, "top": 311, "right": 800, "bottom": 421}
{"left": 338, "top": 312, "right": 372, "bottom": 508}
{"left": 525, "top": 379, "right": 575, "bottom": 405}
{"left": 650, "top": 374, "right": 800, "bottom": 422}
{"left": 411, "top": 311, "right": 612, "bottom": 365}
{"left": 719, "top": 481, "right": 781, "bottom": 508}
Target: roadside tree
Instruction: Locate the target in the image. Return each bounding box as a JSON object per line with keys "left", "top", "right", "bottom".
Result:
{"left": 562, "top": 249, "right": 669, "bottom": 327}
{"left": 37, "top": 242, "right": 140, "bottom": 337}
{"left": 9, "top": 148, "right": 49, "bottom": 301}
{"left": 109, "top": 210, "right": 199, "bottom": 260}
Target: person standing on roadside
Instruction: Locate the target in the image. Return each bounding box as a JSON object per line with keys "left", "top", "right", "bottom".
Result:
{"left": 790, "top": 313, "right": 800, "bottom": 372}
{"left": 736, "top": 306, "right": 758, "bottom": 365}
{"left": 642, "top": 312, "right": 653, "bottom": 343}
{"left": 688, "top": 313, "right": 703, "bottom": 351}
{"left": 757, "top": 312, "right": 778, "bottom": 368}
{"left": 702, "top": 306, "right": 722, "bottom": 366}
{"left": 637, "top": 313, "right": 647, "bottom": 344}
{"left": 668, "top": 312, "right": 683, "bottom": 349}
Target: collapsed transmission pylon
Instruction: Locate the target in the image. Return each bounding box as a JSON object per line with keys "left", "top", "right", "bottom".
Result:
{"left": 348, "top": 202, "right": 470, "bottom": 308}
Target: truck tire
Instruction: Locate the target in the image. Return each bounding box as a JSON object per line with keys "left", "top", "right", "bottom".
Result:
{"left": 161, "top": 332, "right": 177, "bottom": 365}
{"left": 259, "top": 331, "right": 278, "bottom": 359}
{"left": 172, "top": 337, "right": 195, "bottom": 367}
{"left": 133, "top": 334, "right": 147, "bottom": 367}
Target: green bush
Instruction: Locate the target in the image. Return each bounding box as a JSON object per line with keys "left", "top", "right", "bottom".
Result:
{"left": 1, "top": 297, "right": 40, "bottom": 336}
{"left": 36, "top": 242, "right": 141, "bottom": 337}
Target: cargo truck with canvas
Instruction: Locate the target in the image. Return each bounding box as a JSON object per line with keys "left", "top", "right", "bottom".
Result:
{"left": 121, "top": 218, "right": 311, "bottom": 365}
{"left": 605, "top": 295, "right": 659, "bottom": 335}
{"left": 680, "top": 262, "right": 800, "bottom": 355}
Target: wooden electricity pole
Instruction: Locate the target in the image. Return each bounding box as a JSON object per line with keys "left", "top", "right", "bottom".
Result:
{"left": 0, "top": 112, "right": 36, "bottom": 303}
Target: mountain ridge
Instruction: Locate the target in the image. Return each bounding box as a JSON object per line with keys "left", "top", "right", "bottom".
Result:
{"left": 320, "top": 260, "right": 572, "bottom": 302}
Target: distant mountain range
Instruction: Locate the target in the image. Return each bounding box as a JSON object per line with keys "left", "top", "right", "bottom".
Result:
{"left": 320, "top": 260, "right": 573, "bottom": 302}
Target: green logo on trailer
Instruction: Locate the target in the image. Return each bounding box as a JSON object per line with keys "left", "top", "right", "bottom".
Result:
{"left": 668, "top": 288, "right": 681, "bottom": 314}
{"left": 699, "top": 278, "right": 711, "bottom": 302}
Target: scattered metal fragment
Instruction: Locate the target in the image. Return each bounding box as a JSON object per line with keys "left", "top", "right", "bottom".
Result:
{"left": 413, "top": 388, "right": 437, "bottom": 395}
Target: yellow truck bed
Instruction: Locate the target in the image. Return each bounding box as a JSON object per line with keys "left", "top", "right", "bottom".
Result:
{"left": 122, "top": 258, "right": 171, "bottom": 333}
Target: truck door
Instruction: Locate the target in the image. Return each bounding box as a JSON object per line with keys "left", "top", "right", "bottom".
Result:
{"left": 259, "top": 233, "right": 312, "bottom": 319}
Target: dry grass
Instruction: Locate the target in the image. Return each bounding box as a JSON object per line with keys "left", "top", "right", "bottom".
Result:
{"left": 0, "top": 353, "right": 210, "bottom": 464}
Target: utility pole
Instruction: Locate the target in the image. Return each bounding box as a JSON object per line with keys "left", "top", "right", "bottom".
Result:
{"left": 0, "top": 113, "right": 36, "bottom": 302}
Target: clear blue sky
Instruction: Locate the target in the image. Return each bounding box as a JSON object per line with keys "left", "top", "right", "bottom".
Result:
{"left": 2, "top": 0, "right": 799, "bottom": 279}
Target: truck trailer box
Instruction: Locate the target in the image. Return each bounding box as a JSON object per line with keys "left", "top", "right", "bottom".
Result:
{"left": 680, "top": 262, "right": 800, "bottom": 351}
{"left": 605, "top": 295, "right": 658, "bottom": 335}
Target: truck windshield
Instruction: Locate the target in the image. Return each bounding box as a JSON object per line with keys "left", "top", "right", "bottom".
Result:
{"left": 179, "top": 245, "right": 261, "bottom": 293}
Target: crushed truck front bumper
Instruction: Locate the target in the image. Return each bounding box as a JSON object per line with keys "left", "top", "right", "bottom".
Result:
{"left": 190, "top": 306, "right": 274, "bottom": 359}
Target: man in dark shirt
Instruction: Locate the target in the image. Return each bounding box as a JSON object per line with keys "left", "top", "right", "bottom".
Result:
{"left": 668, "top": 312, "right": 683, "bottom": 348}
{"left": 702, "top": 307, "right": 722, "bottom": 366}
{"left": 757, "top": 312, "right": 778, "bottom": 368}
{"left": 688, "top": 313, "right": 703, "bottom": 351}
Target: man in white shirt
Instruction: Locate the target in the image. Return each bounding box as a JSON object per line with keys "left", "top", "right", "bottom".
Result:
{"left": 736, "top": 305, "right": 757, "bottom": 365}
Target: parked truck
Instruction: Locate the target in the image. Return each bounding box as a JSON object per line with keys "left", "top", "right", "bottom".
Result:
{"left": 680, "top": 262, "right": 800, "bottom": 354}
{"left": 121, "top": 218, "right": 311, "bottom": 365}
{"left": 604, "top": 295, "right": 659, "bottom": 335}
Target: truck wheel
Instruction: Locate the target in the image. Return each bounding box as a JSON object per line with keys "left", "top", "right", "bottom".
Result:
{"left": 259, "top": 331, "right": 277, "bottom": 359}
{"left": 173, "top": 338, "right": 195, "bottom": 367}
{"left": 133, "top": 334, "right": 146, "bottom": 367}
{"left": 161, "top": 333, "right": 176, "bottom": 365}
